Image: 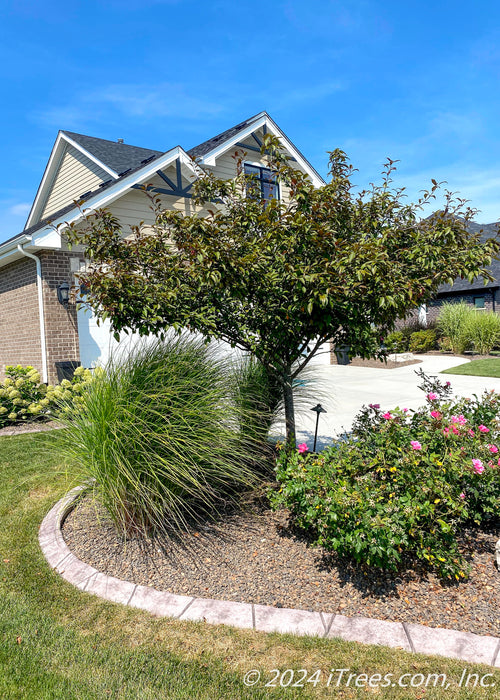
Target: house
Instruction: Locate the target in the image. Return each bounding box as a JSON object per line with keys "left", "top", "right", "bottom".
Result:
{"left": 0, "top": 112, "right": 326, "bottom": 383}
{"left": 425, "top": 221, "right": 500, "bottom": 324}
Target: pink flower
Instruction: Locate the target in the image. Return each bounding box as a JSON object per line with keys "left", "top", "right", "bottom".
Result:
{"left": 445, "top": 381, "right": 451, "bottom": 386}
{"left": 368, "top": 403, "right": 380, "bottom": 409}
{"left": 458, "top": 415, "right": 467, "bottom": 425}
{"left": 468, "top": 429, "right": 475, "bottom": 437}
{"left": 402, "top": 408, "right": 408, "bottom": 413}
{"left": 488, "top": 444, "right": 498, "bottom": 453}
{"left": 382, "top": 412, "right": 392, "bottom": 420}
{"left": 478, "top": 425, "right": 490, "bottom": 433}
{"left": 430, "top": 410, "right": 442, "bottom": 419}
{"left": 410, "top": 441, "right": 422, "bottom": 450}
{"left": 443, "top": 428, "right": 450, "bottom": 436}
{"left": 450, "top": 416, "right": 459, "bottom": 424}
{"left": 298, "top": 443, "right": 308, "bottom": 454}
{"left": 460, "top": 492, "right": 466, "bottom": 499}
{"left": 472, "top": 458, "right": 484, "bottom": 474}
{"left": 427, "top": 392, "right": 438, "bottom": 401}
{"left": 452, "top": 426, "right": 460, "bottom": 435}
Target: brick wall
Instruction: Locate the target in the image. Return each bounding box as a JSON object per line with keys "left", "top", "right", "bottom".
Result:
{"left": 0, "top": 256, "right": 43, "bottom": 374}
{"left": 39, "top": 250, "right": 83, "bottom": 384}
{"left": 0, "top": 250, "right": 84, "bottom": 384}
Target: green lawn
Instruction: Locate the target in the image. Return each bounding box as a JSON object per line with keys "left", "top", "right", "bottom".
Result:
{"left": 442, "top": 358, "right": 500, "bottom": 377}
{"left": 0, "top": 431, "right": 498, "bottom": 699}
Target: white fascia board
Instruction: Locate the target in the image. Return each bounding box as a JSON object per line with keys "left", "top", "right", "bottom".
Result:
{"left": 201, "top": 115, "right": 268, "bottom": 167}
{"left": 200, "top": 114, "right": 326, "bottom": 188}
{"left": 61, "top": 133, "right": 119, "bottom": 180}
{"left": 32, "top": 146, "right": 198, "bottom": 236}
{"left": 25, "top": 133, "right": 66, "bottom": 229}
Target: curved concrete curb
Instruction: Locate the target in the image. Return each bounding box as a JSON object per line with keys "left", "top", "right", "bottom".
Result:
{"left": 39, "top": 490, "right": 500, "bottom": 668}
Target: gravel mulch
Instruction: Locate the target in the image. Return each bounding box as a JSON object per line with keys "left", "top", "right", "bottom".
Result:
{"left": 62, "top": 494, "right": 500, "bottom": 637}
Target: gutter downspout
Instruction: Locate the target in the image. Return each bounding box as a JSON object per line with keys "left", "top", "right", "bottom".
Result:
{"left": 17, "top": 243, "right": 48, "bottom": 384}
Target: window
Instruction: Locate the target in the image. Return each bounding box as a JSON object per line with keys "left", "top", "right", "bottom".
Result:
{"left": 243, "top": 164, "right": 279, "bottom": 202}
{"left": 474, "top": 296, "right": 485, "bottom": 310}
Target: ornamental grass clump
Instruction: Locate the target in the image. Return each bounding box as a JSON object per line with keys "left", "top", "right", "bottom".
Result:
{"left": 463, "top": 310, "right": 500, "bottom": 355}
{"left": 270, "top": 370, "right": 500, "bottom": 580}
{"left": 56, "top": 337, "right": 270, "bottom": 538}
{"left": 436, "top": 301, "right": 472, "bottom": 354}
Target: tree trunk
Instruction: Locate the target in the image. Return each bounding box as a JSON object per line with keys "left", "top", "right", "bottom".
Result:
{"left": 282, "top": 371, "right": 296, "bottom": 448}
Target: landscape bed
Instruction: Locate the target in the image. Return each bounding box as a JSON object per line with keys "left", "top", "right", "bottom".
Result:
{"left": 63, "top": 493, "right": 500, "bottom": 638}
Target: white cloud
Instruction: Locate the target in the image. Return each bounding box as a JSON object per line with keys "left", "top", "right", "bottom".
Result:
{"left": 9, "top": 202, "right": 31, "bottom": 217}
{"left": 35, "top": 83, "right": 226, "bottom": 128}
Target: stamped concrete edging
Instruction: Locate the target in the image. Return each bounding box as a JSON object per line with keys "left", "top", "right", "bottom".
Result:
{"left": 39, "top": 487, "right": 500, "bottom": 668}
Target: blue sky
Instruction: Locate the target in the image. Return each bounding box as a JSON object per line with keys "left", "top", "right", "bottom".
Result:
{"left": 1, "top": 0, "right": 500, "bottom": 240}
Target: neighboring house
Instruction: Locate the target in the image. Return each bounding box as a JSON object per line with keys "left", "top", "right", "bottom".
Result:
{"left": 0, "top": 112, "right": 326, "bottom": 383}
{"left": 425, "top": 221, "right": 500, "bottom": 324}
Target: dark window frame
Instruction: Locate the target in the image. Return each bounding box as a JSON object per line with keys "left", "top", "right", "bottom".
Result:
{"left": 243, "top": 163, "right": 279, "bottom": 202}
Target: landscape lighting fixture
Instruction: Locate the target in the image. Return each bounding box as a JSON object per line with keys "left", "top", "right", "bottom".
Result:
{"left": 310, "top": 403, "right": 327, "bottom": 452}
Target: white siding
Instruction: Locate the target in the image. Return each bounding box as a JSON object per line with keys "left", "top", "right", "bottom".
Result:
{"left": 41, "top": 145, "right": 109, "bottom": 219}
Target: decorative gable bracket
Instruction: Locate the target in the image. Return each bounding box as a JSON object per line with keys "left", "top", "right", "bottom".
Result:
{"left": 132, "top": 158, "right": 194, "bottom": 199}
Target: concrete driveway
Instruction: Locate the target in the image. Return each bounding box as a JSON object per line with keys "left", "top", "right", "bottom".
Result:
{"left": 288, "top": 354, "right": 500, "bottom": 449}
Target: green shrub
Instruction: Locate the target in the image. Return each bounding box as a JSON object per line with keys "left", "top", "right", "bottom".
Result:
{"left": 270, "top": 372, "right": 500, "bottom": 580}
{"left": 0, "top": 364, "right": 92, "bottom": 427}
{"left": 384, "top": 331, "right": 405, "bottom": 353}
{"left": 438, "top": 336, "right": 452, "bottom": 352}
{"left": 463, "top": 310, "right": 500, "bottom": 355}
{"left": 56, "top": 337, "right": 269, "bottom": 538}
{"left": 436, "top": 302, "right": 472, "bottom": 354}
{"left": 409, "top": 329, "right": 437, "bottom": 353}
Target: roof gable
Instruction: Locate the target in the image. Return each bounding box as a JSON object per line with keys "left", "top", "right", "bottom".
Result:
{"left": 190, "top": 111, "right": 325, "bottom": 188}
{"left": 25, "top": 131, "right": 163, "bottom": 229}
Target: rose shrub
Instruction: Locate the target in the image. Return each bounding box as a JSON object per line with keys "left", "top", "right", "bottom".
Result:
{"left": 0, "top": 365, "right": 94, "bottom": 427}
{"left": 270, "top": 371, "right": 500, "bottom": 580}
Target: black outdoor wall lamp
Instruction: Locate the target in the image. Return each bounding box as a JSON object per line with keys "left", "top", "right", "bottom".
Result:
{"left": 57, "top": 282, "right": 70, "bottom": 306}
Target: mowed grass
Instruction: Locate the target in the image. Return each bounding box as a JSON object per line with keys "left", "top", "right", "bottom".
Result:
{"left": 442, "top": 358, "right": 500, "bottom": 378}
{"left": 0, "top": 432, "right": 498, "bottom": 699}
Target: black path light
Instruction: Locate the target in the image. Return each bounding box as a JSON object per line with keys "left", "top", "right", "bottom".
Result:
{"left": 311, "top": 403, "right": 327, "bottom": 452}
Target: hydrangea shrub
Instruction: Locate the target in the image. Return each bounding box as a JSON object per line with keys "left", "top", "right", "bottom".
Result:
{"left": 270, "top": 371, "right": 500, "bottom": 580}
{"left": 0, "top": 365, "right": 94, "bottom": 427}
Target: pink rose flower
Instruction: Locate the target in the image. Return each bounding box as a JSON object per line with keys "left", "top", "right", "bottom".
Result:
{"left": 460, "top": 492, "right": 466, "bottom": 499}
{"left": 478, "top": 425, "right": 490, "bottom": 433}
{"left": 458, "top": 415, "right": 467, "bottom": 425}
{"left": 472, "top": 458, "right": 484, "bottom": 474}
{"left": 443, "top": 427, "right": 450, "bottom": 436}
{"left": 430, "top": 410, "right": 442, "bottom": 419}
{"left": 450, "top": 416, "right": 459, "bottom": 424}
{"left": 446, "top": 381, "right": 451, "bottom": 386}
{"left": 402, "top": 408, "right": 408, "bottom": 413}
{"left": 468, "top": 429, "right": 475, "bottom": 437}
{"left": 427, "top": 392, "right": 438, "bottom": 401}
{"left": 488, "top": 444, "right": 498, "bottom": 453}
{"left": 410, "top": 440, "right": 422, "bottom": 450}
{"left": 452, "top": 426, "right": 460, "bottom": 435}
{"left": 382, "top": 412, "right": 392, "bottom": 420}
{"left": 368, "top": 403, "right": 380, "bottom": 409}
{"left": 297, "top": 443, "right": 308, "bottom": 454}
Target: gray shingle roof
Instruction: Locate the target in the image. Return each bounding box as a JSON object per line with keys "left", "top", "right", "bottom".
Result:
{"left": 62, "top": 131, "right": 163, "bottom": 175}
{"left": 187, "top": 112, "right": 264, "bottom": 158}
{"left": 437, "top": 221, "right": 500, "bottom": 294}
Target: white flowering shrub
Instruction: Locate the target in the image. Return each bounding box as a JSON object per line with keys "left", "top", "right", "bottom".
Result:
{"left": 0, "top": 365, "right": 95, "bottom": 427}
